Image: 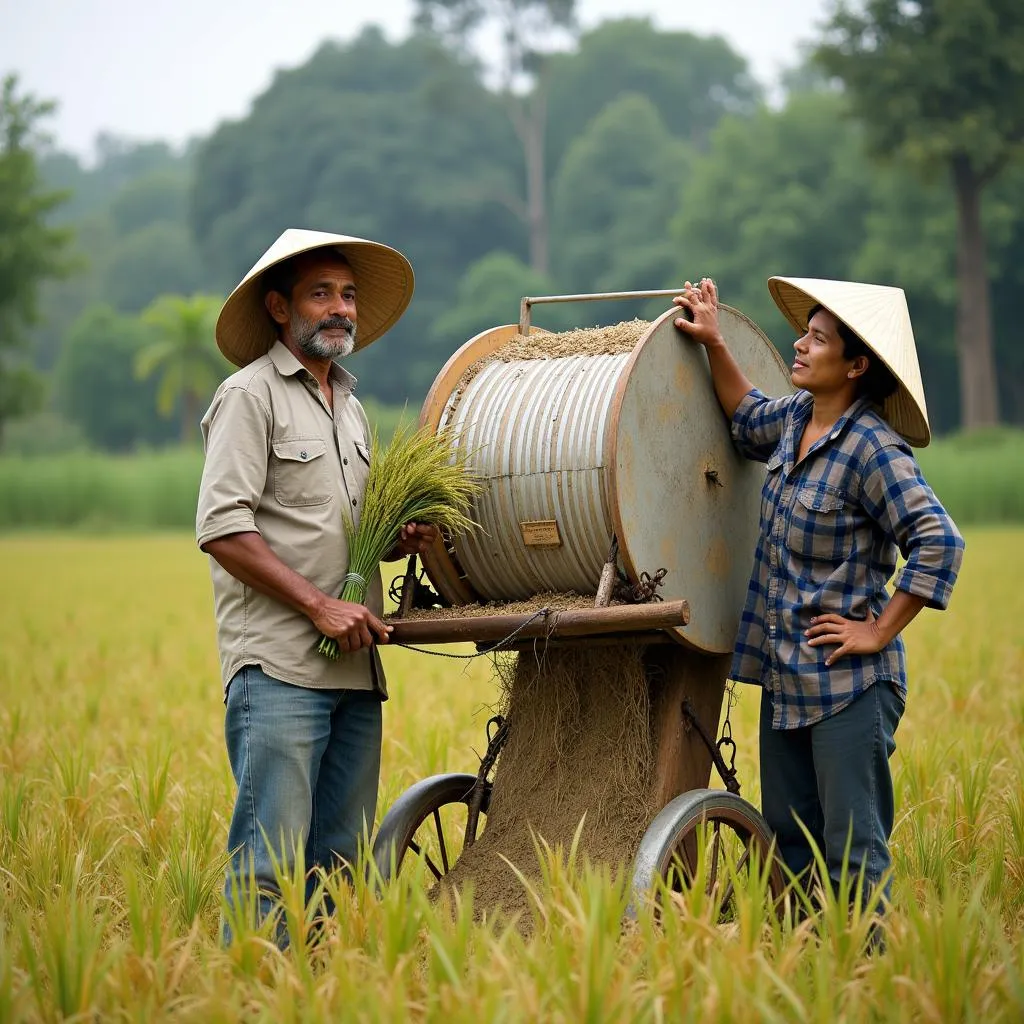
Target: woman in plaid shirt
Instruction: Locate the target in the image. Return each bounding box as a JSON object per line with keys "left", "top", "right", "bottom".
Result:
{"left": 674, "top": 276, "right": 964, "bottom": 915}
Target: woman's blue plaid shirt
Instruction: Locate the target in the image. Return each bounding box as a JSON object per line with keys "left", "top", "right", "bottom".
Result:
{"left": 730, "top": 389, "right": 965, "bottom": 730}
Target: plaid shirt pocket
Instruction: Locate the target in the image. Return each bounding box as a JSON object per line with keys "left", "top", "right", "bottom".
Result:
{"left": 789, "top": 483, "right": 852, "bottom": 563}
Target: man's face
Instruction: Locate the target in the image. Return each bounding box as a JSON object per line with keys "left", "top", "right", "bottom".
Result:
{"left": 277, "top": 256, "right": 358, "bottom": 361}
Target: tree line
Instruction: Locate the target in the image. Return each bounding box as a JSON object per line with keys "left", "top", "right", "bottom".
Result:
{"left": 2, "top": 1, "right": 1022, "bottom": 454}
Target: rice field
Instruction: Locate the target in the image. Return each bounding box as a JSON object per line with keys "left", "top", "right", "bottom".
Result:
{"left": 0, "top": 529, "right": 1022, "bottom": 1021}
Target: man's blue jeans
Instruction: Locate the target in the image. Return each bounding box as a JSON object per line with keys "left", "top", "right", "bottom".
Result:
{"left": 222, "top": 664, "right": 382, "bottom": 940}
{"left": 759, "top": 681, "right": 904, "bottom": 904}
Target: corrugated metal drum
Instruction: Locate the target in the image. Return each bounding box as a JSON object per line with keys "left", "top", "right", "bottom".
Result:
{"left": 419, "top": 305, "right": 791, "bottom": 654}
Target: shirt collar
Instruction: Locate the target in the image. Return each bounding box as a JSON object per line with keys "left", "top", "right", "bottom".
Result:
{"left": 787, "top": 391, "right": 874, "bottom": 468}
{"left": 268, "top": 340, "right": 358, "bottom": 394}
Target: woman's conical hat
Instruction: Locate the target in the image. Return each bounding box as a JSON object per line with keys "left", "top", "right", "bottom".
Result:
{"left": 767, "top": 276, "right": 930, "bottom": 447}
{"left": 216, "top": 228, "right": 415, "bottom": 368}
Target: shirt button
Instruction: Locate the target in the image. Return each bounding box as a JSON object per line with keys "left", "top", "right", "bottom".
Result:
{"left": 299, "top": 450, "right": 308, "bottom": 460}
{"left": 352, "top": 498, "right": 357, "bottom": 506}
{"left": 343, "top": 458, "right": 348, "bottom": 465}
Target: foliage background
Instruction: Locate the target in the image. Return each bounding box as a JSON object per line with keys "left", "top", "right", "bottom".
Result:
{"left": 2, "top": 12, "right": 1023, "bottom": 457}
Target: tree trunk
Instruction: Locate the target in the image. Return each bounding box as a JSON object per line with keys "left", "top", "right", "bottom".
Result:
{"left": 951, "top": 155, "right": 1000, "bottom": 430}
{"left": 509, "top": 91, "right": 549, "bottom": 276}
{"left": 523, "top": 91, "right": 548, "bottom": 275}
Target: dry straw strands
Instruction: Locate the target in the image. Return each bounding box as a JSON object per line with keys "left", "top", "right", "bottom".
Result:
{"left": 440, "top": 645, "right": 656, "bottom": 924}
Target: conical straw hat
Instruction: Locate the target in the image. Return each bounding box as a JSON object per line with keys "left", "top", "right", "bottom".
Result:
{"left": 767, "top": 276, "right": 930, "bottom": 447}
{"left": 216, "top": 228, "right": 415, "bottom": 368}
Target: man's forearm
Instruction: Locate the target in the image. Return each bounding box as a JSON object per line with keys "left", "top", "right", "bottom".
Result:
{"left": 203, "top": 531, "right": 327, "bottom": 621}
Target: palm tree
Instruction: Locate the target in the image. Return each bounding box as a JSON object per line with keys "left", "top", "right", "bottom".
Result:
{"left": 135, "top": 294, "right": 227, "bottom": 445}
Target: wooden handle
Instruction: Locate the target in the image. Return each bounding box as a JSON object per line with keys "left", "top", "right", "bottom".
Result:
{"left": 387, "top": 599, "right": 689, "bottom": 646}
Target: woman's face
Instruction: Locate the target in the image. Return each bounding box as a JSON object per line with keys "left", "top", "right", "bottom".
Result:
{"left": 790, "top": 309, "right": 862, "bottom": 395}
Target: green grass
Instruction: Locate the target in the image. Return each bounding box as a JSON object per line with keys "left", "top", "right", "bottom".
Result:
{"left": 0, "top": 426, "right": 1021, "bottom": 533}
{"left": 0, "top": 402, "right": 415, "bottom": 532}
{"left": 0, "top": 529, "right": 1021, "bottom": 1020}
{"left": 917, "top": 426, "right": 1024, "bottom": 525}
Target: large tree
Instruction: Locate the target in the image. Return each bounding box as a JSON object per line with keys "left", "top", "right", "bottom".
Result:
{"left": 0, "top": 76, "right": 71, "bottom": 440}
{"left": 816, "top": 0, "right": 1024, "bottom": 430}
{"left": 413, "top": 0, "right": 577, "bottom": 274}
{"left": 191, "top": 28, "right": 522, "bottom": 405}
{"left": 544, "top": 18, "right": 759, "bottom": 173}
{"left": 54, "top": 304, "right": 170, "bottom": 451}
{"left": 550, "top": 93, "right": 689, "bottom": 301}
{"left": 671, "top": 92, "right": 876, "bottom": 339}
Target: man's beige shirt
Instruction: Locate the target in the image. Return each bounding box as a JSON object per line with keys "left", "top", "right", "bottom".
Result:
{"left": 197, "top": 341, "right": 387, "bottom": 697}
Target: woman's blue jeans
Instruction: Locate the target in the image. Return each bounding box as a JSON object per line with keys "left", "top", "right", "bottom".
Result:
{"left": 759, "top": 681, "right": 904, "bottom": 904}
{"left": 222, "top": 664, "right": 382, "bottom": 942}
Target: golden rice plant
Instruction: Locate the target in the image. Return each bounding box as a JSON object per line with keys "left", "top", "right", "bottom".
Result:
{"left": 318, "top": 423, "right": 481, "bottom": 660}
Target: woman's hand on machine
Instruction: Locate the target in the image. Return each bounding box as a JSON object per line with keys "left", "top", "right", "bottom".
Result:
{"left": 673, "top": 278, "right": 725, "bottom": 349}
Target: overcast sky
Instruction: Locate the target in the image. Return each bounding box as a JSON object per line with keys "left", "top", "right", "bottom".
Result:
{"left": 1, "top": 0, "right": 831, "bottom": 159}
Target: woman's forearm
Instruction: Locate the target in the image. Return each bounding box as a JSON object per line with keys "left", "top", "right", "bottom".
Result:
{"left": 703, "top": 339, "right": 755, "bottom": 420}
{"left": 874, "top": 590, "right": 927, "bottom": 647}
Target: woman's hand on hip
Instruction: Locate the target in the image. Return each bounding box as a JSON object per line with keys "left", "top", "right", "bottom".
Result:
{"left": 805, "top": 609, "right": 886, "bottom": 667}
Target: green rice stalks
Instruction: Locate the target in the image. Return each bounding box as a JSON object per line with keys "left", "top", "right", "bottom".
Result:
{"left": 318, "top": 424, "right": 482, "bottom": 660}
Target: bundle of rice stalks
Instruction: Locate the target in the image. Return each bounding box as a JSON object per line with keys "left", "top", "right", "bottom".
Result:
{"left": 318, "top": 424, "right": 481, "bottom": 660}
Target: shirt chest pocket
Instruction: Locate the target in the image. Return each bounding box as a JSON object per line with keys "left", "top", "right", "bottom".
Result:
{"left": 788, "top": 484, "right": 852, "bottom": 562}
{"left": 271, "top": 437, "right": 333, "bottom": 507}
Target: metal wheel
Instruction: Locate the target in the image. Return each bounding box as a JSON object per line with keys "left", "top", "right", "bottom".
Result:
{"left": 372, "top": 773, "right": 490, "bottom": 884}
{"left": 629, "top": 788, "right": 785, "bottom": 919}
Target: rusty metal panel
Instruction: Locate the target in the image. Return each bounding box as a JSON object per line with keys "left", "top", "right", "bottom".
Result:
{"left": 442, "top": 354, "right": 628, "bottom": 600}
{"left": 607, "top": 304, "right": 791, "bottom": 653}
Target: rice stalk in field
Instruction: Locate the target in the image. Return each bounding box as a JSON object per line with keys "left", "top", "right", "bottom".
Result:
{"left": 118, "top": 862, "right": 173, "bottom": 962}
{"left": 19, "top": 889, "right": 113, "bottom": 1022}
{"left": 166, "top": 826, "right": 227, "bottom": 934}
{"left": 894, "top": 880, "right": 999, "bottom": 1022}
{"left": 221, "top": 856, "right": 284, "bottom": 976}
{"left": 124, "top": 748, "right": 175, "bottom": 853}
{"left": 951, "top": 747, "right": 999, "bottom": 866}
{"left": 0, "top": 705, "right": 27, "bottom": 774}
{"left": 49, "top": 743, "right": 98, "bottom": 828}
{"left": 0, "top": 775, "right": 28, "bottom": 851}
{"left": 0, "top": 921, "right": 24, "bottom": 1024}
{"left": 317, "top": 424, "right": 482, "bottom": 660}
{"left": 357, "top": 856, "right": 434, "bottom": 976}
{"left": 779, "top": 821, "right": 887, "bottom": 968}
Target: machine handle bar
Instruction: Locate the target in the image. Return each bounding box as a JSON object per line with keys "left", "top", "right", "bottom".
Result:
{"left": 518, "top": 288, "right": 689, "bottom": 335}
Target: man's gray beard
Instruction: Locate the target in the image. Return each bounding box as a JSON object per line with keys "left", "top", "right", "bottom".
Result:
{"left": 292, "top": 315, "right": 356, "bottom": 360}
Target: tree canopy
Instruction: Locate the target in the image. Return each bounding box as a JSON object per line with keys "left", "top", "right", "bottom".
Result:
{"left": 0, "top": 76, "right": 72, "bottom": 438}
{"left": 4, "top": 14, "right": 1023, "bottom": 453}
{"left": 816, "top": 0, "right": 1024, "bottom": 428}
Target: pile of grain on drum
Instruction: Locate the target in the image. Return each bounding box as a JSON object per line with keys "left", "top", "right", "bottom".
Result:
{"left": 434, "top": 320, "right": 661, "bottom": 923}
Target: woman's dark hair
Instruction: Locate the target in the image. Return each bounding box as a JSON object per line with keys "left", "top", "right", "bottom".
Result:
{"left": 807, "top": 303, "right": 899, "bottom": 404}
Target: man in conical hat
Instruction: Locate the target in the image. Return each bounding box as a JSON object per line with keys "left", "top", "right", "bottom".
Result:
{"left": 675, "top": 276, "right": 964, "bottom": 932}
{"left": 196, "top": 229, "right": 437, "bottom": 945}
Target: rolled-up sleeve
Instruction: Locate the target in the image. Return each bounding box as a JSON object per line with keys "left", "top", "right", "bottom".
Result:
{"left": 730, "top": 388, "right": 794, "bottom": 463}
{"left": 860, "top": 443, "right": 965, "bottom": 609}
{"left": 196, "top": 385, "right": 272, "bottom": 549}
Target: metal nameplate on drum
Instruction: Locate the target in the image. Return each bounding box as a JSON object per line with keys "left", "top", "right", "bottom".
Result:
{"left": 520, "top": 520, "right": 562, "bottom": 547}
